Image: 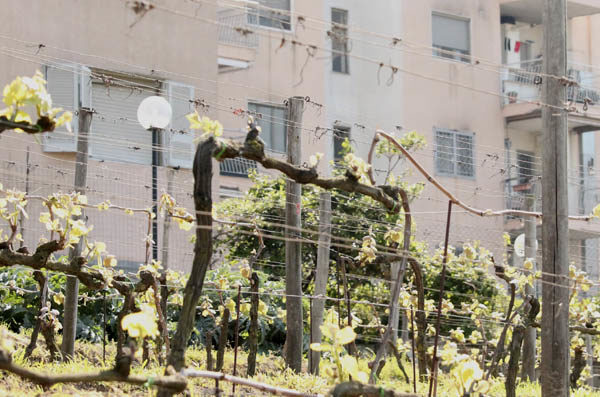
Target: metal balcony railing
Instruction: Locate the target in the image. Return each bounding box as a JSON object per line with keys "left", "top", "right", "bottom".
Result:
{"left": 502, "top": 58, "right": 600, "bottom": 106}
{"left": 219, "top": 157, "right": 257, "bottom": 177}
{"left": 217, "top": 7, "right": 259, "bottom": 48}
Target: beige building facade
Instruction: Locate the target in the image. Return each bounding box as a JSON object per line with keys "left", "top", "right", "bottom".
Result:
{"left": 1, "top": 0, "right": 600, "bottom": 275}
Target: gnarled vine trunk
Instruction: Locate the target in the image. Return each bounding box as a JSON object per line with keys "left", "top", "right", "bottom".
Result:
{"left": 165, "top": 138, "right": 216, "bottom": 372}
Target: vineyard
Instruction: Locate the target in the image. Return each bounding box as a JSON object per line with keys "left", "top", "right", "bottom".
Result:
{"left": 2, "top": 71, "right": 600, "bottom": 397}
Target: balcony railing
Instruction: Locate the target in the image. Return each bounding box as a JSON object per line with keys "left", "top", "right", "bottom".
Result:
{"left": 217, "top": 7, "right": 259, "bottom": 48}
{"left": 504, "top": 177, "right": 596, "bottom": 220}
{"left": 220, "top": 157, "right": 257, "bottom": 177}
{"left": 504, "top": 178, "right": 542, "bottom": 219}
{"left": 502, "top": 58, "right": 600, "bottom": 106}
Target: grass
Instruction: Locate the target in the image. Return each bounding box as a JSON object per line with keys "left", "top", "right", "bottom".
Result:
{"left": 1, "top": 326, "right": 599, "bottom": 396}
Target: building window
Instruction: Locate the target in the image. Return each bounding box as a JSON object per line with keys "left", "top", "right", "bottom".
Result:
{"left": 333, "top": 125, "right": 350, "bottom": 162}
{"left": 331, "top": 8, "right": 349, "bottom": 74}
{"left": 248, "top": 102, "right": 287, "bottom": 153}
{"left": 432, "top": 12, "right": 470, "bottom": 63}
{"left": 516, "top": 151, "right": 535, "bottom": 184}
{"left": 248, "top": 0, "right": 291, "bottom": 31}
{"left": 43, "top": 64, "right": 196, "bottom": 167}
{"left": 435, "top": 128, "right": 474, "bottom": 178}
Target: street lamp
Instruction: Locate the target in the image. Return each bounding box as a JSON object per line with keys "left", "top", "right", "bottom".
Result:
{"left": 137, "top": 96, "right": 172, "bottom": 263}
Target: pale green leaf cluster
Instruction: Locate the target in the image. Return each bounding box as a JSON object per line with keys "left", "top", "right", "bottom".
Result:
{"left": 1, "top": 71, "right": 73, "bottom": 132}
{"left": 187, "top": 112, "right": 223, "bottom": 139}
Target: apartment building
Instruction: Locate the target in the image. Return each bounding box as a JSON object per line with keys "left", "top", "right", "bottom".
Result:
{"left": 499, "top": 0, "right": 600, "bottom": 281}
{"left": 216, "top": 0, "right": 600, "bottom": 270}
{"left": 1, "top": 0, "right": 600, "bottom": 275}
{"left": 0, "top": 0, "right": 219, "bottom": 272}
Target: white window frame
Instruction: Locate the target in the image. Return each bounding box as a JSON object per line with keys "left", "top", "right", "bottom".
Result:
{"left": 434, "top": 127, "right": 475, "bottom": 179}
{"left": 247, "top": 0, "right": 293, "bottom": 32}
{"left": 42, "top": 63, "right": 92, "bottom": 153}
{"left": 248, "top": 100, "right": 287, "bottom": 153}
{"left": 431, "top": 11, "right": 471, "bottom": 63}
{"left": 332, "top": 123, "right": 350, "bottom": 162}
{"left": 331, "top": 8, "right": 349, "bottom": 74}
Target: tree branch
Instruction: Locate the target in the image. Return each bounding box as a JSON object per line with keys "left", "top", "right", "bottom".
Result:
{"left": 373, "top": 129, "right": 592, "bottom": 221}
{"left": 329, "top": 381, "right": 419, "bottom": 397}
{"left": 485, "top": 259, "right": 517, "bottom": 379}
{"left": 215, "top": 128, "right": 401, "bottom": 214}
{"left": 0, "top": 116, "right": 55, "bottom": 135}
{"left": 0, "top": 349, "right": 187, "bottom": 392}
{"left": 369, "top": 188, "right": 411, "bottom": 383}
{"left": 183, "top": 369, "right": 323, "bottom": 397}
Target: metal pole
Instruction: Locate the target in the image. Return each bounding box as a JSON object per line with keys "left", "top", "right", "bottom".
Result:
{"left": 160, "top": 168, "right": 174, "bottom": 316}
{"left": 284, "top": 96, "right": 304, "bottom": 372}
{"left": 151, "top": 127, "right": 160, "bottom": 263}
{"left": 411, "top": 306, "right": 417, "bottom": 394}
{"left": 61, "top": 107, "right": 93, "bottom": 360}
{"left": 429, "top": 200, "right": 453, "bottom": 397}
{"left": 541, "top": 0, "right": 569, "bottom": 395}
{"left": 103, "top": 289, "right": 107, "bottom": 365}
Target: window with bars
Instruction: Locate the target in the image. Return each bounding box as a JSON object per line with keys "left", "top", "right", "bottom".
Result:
{"left": 432, "top": 12, "right": 470, "bottom": 63}
{"left": 248, "top": 102, "right": 287, "bottom": 153}
{"left": 435, "top": 128, "right": 475, "bottom": 178}
{"left": 516, "top": 151, "right": 535, "bottom": 184}
{"left": 331, "top": 8, "right": 349, "bottom": 74}
{"left": 248, "top": 0, "right": 291, "bottom": 30}
{"left": 220, "top": 157, "right": 257, "bottom": 177}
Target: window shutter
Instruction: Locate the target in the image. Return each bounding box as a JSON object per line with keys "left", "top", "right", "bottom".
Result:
{"left": 90, "top": 81, "right": 153, "bottom": 164}
{"left": 166, "top": 81, "right": 195, "bottom": 169}
{"left": 432, "top": 13, "right": 470, "bottom": 52}
{"left": 43, "top": 64, "right": 91, "bottom": 152}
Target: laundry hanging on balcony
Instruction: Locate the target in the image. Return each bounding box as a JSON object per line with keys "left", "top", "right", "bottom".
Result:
{"left": 504, "top": 38, "right": 522, "bottom": 53}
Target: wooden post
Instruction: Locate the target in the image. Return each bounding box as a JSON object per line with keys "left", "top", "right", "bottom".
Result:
{"left": 19, "top": 146, "right": 30, "bottom": 248}
{"left": 389, "top": 261, "right": 401, "bottom": 344}
{"left": 429, "top": 201, "right": 453, "bottom": 397}
{"left": 340, "top": 259, "right": 357, "bottom": 356}
{"left": 61, "top": 107, "right": 93, "bottom": 360}
{"left": 284, "top": 96, "right": 304, "bottom": 372}
{"left": 232, "top": 286, "right": 241, "bottom": 395}
{"left": 521, "top": 191, "right": 537, "bottom": 382}
{"left": 216, "top": 307, "right": 230, "bottom": 372}
{"left": 310, "top": 192, "right": 331, "bottom": 374}
{"left": 541, "top": 1, "right": 569, "bottom": 395}
{"left": 206, "top": 330, "right": 214, "bottom": 371}
{"left": 247, "top": 272, "right": 260, "bottom": 376}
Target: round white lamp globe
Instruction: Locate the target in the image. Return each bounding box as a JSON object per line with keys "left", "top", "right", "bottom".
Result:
{"left": 137, "top": 96, "right": 172, "bottom": 129}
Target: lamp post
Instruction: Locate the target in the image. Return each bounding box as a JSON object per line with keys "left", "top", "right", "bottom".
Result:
{"left": 137, "top": 96, "right": 172, "bottom": 264}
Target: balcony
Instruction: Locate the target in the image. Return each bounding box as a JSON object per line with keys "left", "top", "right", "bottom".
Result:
{"left": 502, "top": 59, "right": 600, "bottom": 107}
{"left": 219, "top": 157, "right": 257, "bottom": 177}
{"left": 217, "top": 4, "right": 258, "bottom": 68}
{"left": 504, "top": 178, "right": 600, "bottom": 240}
{"left": 500, "top": 0, "right": 600, "bottom": 24}
{"left": 217, "top": 7, "right": 258, "bottom": 49}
